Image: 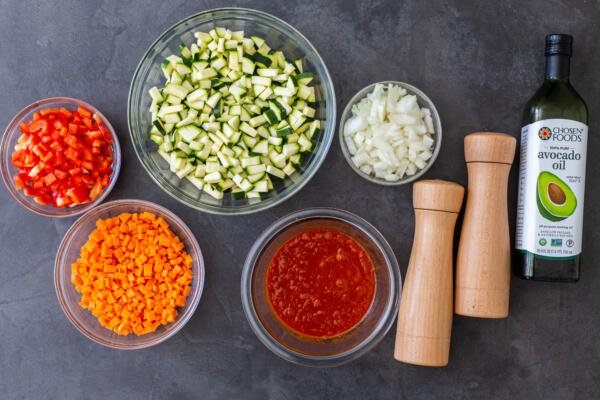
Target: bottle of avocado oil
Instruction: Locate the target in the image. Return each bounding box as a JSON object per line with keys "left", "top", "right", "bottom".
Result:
{"left": 515, "top": 34, "right": 588, "bottom": 282}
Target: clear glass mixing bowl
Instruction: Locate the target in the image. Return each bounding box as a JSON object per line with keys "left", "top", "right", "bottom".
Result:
{"left": 241, "top": 208, "right": 401, "bottom": 366}
{"left": 339, "top": 81, "right": 442, "bottom": 186}
{"left": 1, "top": 97, "right": 121, "bottom": 217}
{"left": 128, "top": 8, "right": 336, "bottom": 215}
{"left": 54, "top": 199, "right": 204, "bottom": 349}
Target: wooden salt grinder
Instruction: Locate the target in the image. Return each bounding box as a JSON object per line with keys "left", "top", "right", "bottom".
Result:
{"left": 394, "top": 180, "right": 464, "bottom": 367}
{"left": 455, "top": 132, "right": 516, "bottom": 318}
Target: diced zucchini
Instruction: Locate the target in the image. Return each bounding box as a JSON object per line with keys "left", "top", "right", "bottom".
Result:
{"left": 276, "top": 126, "right": 292, "bottom": 137}
{"left": 253, "top": 179, "right": 269, "bottom": 193}
{"left": 252, "top": 139, "right": 269, "bottom": 155}
{"left": 150, "top": 27, "right": 319, "bottom": 200}
{"left": 294, "top": 72, "right": 314, "bottom": 85}
{"left": 178, "top": 125, "right": 202, "bottom": 142}
{"left": 249, "top": 115, "right": 267, "bottom": 128}
{"left": 149, "top": 86, "right": 163, "bottom": 103}
{"left": 203, "top": 183, "right": 224, "bottom": 199}
{"left": 266, "top": 165, "right": 285, "bottom": 179}
{"left": 283, "top": 162, "right": 296, "bottom": 176}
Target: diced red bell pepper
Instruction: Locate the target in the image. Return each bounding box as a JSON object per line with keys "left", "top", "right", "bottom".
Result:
{"left": 89, "top": 181, "right": 103, "bottom": 199}
{"left": 10, "top": 106, "right": 113, "bottom": 208}
{"left": 19, "top": 122, "right": 29, "bottom": 133}
{"left": 41, "top": 173, "right": 57, "bottom": 186}
{"left": 81, "top": 161, "right": 94, "bottom": 171}
{"left": 77, "top": 107, "right": 92, "bottom": 118}
{"left": 13, "top": 174, "right": 25, "bottom": 189}
{"left": 54, "top": 169, "right": 68, "bottom": 180}
{"left": 34, "top": 194, "right": 53, "bottom": 206}
{"left": 29, "top": 119, "right": 48, "bottom": 133}
{"left": 65, "top": 147, "right": 79, "bottom": 161}
{"left": 67, "top": 183, "right": 90, "bottom": 203}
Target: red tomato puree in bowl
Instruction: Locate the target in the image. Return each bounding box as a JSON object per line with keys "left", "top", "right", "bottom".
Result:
{"left": 266, "top": 228, "right": 376, "bottom": 338}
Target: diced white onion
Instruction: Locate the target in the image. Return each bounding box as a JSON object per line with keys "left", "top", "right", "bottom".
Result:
{"left": 359, "top": 165, "right": 373, "bottom": 175}
{"left": 345, "top": 137, "right": 357, "bottom": 155}
{"left": 343, "top": 83, "right": 436, "bottom": 181}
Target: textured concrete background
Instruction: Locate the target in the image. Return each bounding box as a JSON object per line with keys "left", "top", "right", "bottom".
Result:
{"left": 1, "top": 1, "right": 599, "bottom": 399}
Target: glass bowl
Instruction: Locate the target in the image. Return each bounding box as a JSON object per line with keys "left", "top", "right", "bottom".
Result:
{"left": 0, "top": 97, "right": 121, "bottom": 217}
{"left": 128, "top": 8, "right": 336, "bottom": 215}
{"left": 339, "top": 81, "right": 442, "bottom": 186}
{"left": 241, "top": 208, "right": 401, "bottom": 366}
{"left": 54, "top": 199, "right": 204, "bottom": 349}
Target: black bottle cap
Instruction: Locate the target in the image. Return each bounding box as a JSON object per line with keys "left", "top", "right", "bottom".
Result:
{"left": 545, "top": 34, "right": 573, "bottom": 56}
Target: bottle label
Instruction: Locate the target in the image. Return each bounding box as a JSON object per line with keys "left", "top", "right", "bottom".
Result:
{"left": 515, "top": 119, "right": 587, "bottom": 258}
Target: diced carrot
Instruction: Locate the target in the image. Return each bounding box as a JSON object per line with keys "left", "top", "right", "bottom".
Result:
{"left": 70, "top": 212, "right": 193, "bottom": 336}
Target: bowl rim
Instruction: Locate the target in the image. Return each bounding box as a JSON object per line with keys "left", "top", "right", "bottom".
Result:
{"left": 54, "top": 198, "right": 205, "bottom": 350}
{"left": 0, "top": 96, "right": 122, "bottom": 218}
{"left": 339, "top": 80, "right": 442, "bottom": 186}
{"left": 127, "top": 7, "right": 336, "bottom": 215}
{"left": 240, "top": 207, "right": 401, "bottom": 367}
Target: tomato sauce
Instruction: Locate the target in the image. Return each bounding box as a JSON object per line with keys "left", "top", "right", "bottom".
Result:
{"left": 266, "top": 229, "right": 376, "bottom": 338}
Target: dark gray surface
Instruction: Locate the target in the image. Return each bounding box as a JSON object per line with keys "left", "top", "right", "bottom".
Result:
{"left": 1, "top": 1, "right": 599, "bottom": 399}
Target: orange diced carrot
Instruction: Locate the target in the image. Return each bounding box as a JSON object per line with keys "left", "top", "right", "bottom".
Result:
{"left": 69, "top": 212, "right": 193, "bottom": 336}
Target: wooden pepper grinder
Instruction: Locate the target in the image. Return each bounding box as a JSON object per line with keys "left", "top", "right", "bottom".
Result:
{"left": 395, "top": 180, "right": 464, "bottom": 367}
{"left": 455, "top": 132, "right": 516, "bottom": 318}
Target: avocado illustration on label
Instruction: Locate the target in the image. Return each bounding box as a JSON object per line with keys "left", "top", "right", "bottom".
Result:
{"left": 536, "top": 171, "right": 577, "bottom": 221}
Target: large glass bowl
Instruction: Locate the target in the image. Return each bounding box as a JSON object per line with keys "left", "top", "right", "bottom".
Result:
{"left": 54, "top": 199, "right": 205, "bottom": 349}
{"left": 1, "top": 97, "right": 121, "bottom": 218}
{"left": 339, "top": 81, "right": 442, "bottom": 186}
{"left": 241, "top": 208, "right": 401, "bottom": 366}
{"left": 128, "top": 8, "right": 336, "bottom": 215}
